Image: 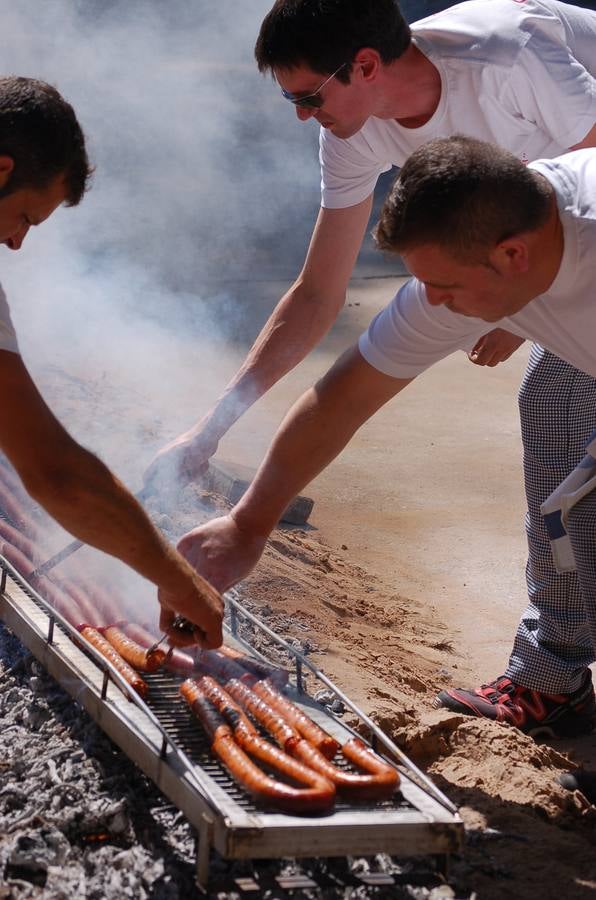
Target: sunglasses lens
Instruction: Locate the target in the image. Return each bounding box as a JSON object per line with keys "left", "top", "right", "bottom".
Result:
{"left": 295, "top": 94, "right": 322, "bottom": 109}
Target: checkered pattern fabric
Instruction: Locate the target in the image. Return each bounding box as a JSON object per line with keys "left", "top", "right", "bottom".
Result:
{"left": 506, "top": 345, "right": 596, "bottom": 694}
{"left": 567, "top": 489, "right": 596, "bottom": 660}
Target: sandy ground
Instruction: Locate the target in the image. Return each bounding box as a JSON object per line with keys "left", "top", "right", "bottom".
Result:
{"left": 23, "top": 275, "right": 596, "bottom": 898}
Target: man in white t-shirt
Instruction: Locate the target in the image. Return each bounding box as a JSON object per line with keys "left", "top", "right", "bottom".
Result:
{"left": 0, "top": 77, "right": 223, "bottom": 647}
{"left": 174, "top": 138, "right": 596, "bottom": 737}
{"left": 152, "top": 0, "right": 596, "bottom": 733}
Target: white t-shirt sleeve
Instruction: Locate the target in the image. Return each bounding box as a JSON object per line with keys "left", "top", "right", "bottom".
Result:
{"left": 358, "top": 278, "right": 486, "bottom": 379}
{"left": 0, "top": 282, "right": 19, "bottom": 355}
{"left": 319, "top": 127, "right": 391, "bottom": 209}
{"left": 506, "top": 32, "right": 596, "bottom": 149}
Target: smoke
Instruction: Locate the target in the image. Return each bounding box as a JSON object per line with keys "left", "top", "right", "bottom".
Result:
{"left": 1, "top": 0, "right": 324, "bottom": 459}
{"left": 0, "top": 1, "right": 400, "bottom": 614}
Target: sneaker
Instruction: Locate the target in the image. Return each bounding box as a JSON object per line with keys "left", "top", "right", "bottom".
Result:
{"left": 433, "top": 671, "right": 596, "bottom": 738}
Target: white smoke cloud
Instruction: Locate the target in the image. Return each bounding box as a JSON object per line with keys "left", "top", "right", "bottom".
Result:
{"left": 1, "top": 0, "right": 322, "bottom": 465}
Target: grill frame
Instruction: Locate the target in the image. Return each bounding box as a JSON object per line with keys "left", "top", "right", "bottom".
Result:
{"left": 0, "top": 556, "right": 463, "bottom": 888}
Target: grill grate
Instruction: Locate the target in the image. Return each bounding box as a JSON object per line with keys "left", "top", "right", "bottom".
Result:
{"left": 142, "top": 671, "right": 412, "bottom": 815}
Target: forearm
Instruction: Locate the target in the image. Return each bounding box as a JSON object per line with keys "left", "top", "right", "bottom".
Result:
{"left": 203, "top": 283, "right": 343, "bottom": 440}
{"left": 232, "top": 348, "right": 411, "bottom": 536}
{"left": 24, "top": 444, "right": 191, "bottom": 593}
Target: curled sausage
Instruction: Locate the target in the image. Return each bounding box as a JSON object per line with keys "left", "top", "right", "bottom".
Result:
{"left": 103, "top": 625, "right": 166, "bottom": 672}
{"left": 78, "top": 625, "right": 148, "bottom": 699}
{"left": 251, "top": 679, "right": 340, "bottom": 759}
{"left": 226, "top": 679, "right": 399, "bottom": 801}
{"left": 181, "top": 677, "right": 335, "bottom": 814}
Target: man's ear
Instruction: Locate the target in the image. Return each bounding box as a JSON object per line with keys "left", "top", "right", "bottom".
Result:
{"left": 490, "top": 238, "right": 530, "bottom": 276}
{"left": 353, "top": 48, "right": 382, "bottom": 82}
{"left": 0, "top": 156, "right": 14, "bottom": 190}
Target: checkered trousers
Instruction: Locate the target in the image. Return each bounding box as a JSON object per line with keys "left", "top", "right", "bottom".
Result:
{"left": 506, "top": 345, "right": 596, "bottom": 694}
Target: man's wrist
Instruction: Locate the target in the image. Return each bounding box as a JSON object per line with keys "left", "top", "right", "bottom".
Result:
{"left": 231, "top": 499, "right": 278, "bottom": 541}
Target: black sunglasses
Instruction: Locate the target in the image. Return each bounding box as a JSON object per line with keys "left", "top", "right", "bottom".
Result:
{"left": 280, "top": 63, "right": 348, "bottom": 109}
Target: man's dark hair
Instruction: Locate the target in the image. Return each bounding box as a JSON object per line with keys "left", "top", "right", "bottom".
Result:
{"left": 375, "top": 136, "right": 552, "bottom": 263}
{"left": 0, "top": 76, "right": 92, "bottom": 205}
{"left": 255, "top": 0, "right": 411, "bottom": 81}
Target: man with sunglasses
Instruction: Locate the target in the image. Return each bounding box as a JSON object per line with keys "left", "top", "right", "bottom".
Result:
{"left": 149, "top": 0, "right": 596, "bottom": 736}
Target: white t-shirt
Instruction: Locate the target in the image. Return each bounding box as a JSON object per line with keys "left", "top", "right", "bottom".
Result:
{"left": 320, "top": 0, "right": 596, "bottom": 208}
{"left": 358, "top": 150, "right": 596, "bottom": 380}
{"left": 0, "top": 283, "right": 18, "bottom": 355}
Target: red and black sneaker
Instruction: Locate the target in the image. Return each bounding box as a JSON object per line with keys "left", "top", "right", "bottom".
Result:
{"left": 434, "top": 671, "right": 596, "bottom": 738}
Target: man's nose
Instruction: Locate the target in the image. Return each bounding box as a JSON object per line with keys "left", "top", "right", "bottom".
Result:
{"left": 6, "top": 223, "right": 30, "bottom": 251}
{"left": 296, "top": 105, "right": 316, "bottom": 122}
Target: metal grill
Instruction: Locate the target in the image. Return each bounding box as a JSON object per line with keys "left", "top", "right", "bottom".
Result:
{"left": 0, "top": 553, "right": 464, "bottom": 890}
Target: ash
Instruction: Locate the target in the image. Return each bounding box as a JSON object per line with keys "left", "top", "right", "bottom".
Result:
{"left": 0, "top": 623, "right": 468, "bottom": 899}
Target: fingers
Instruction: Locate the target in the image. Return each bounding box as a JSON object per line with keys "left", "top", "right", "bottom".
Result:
{"left": 158, "top": 605, "right": 222, "bottom": 649}
{"left": 468, "top": 330, "right": 526, "bottom": 367}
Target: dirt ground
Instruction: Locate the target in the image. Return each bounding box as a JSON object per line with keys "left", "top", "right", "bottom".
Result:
{"left": 25, "top": 275, "right": 596, "bottom": 898}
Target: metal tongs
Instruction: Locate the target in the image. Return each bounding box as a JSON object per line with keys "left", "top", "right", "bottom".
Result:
{"left": 148, "top": 615, "right": 204, "bottom": 662}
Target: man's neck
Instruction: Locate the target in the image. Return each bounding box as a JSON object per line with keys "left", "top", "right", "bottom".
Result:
{"left": 377, "top": 44, "right": 442, "bottom": 128}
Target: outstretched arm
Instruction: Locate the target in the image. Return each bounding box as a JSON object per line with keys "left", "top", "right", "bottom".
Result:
{"left": 177, "top": 346, "right": 412, "bottom": 592}
{"left": 0, "top": 350, "right": 224, "bottom": 646}
{"left": 144, "top": 197, "right": 374, "bottom": 491}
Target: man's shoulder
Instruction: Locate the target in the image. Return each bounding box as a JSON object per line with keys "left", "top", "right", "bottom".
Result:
{"left": 412, "top": 0, "right": 569, "bottom": 61}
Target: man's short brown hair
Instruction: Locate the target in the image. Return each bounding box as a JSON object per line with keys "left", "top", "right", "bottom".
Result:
{"left": 375, "top": 135, "right": 552, "bottom": 264}
{"left": 255, "top": 0, "right": 411, "bottom": 83}
{"left": 0, "top": 76, "right": 93, "bottom": 205}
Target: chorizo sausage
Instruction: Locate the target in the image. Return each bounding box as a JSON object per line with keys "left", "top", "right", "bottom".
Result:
{"left": 181, "top": 678, "right": 335, "bottom": 814}
{"left": 218, "top": 645, "right": 289, "bottom": 687}
{"left": 226, "top": 679, "right": 399, "bottom": 801}
{"left": 63, "top": 572, "right": 124, "bottom": 625}
{"left": 0, "top": 480, "right": 39, "bottom": 537}
{"left": 122, "top": 622, "right": 159, "bottom": 646}
{"left": 251, "top": 679, "right": 340, "bottom": 759}
{"left": 196, "top": 650, "right": 252, "bottom": 684}
{"left": 0, "top": 519, "right": 43, "bottom": 564}
{"left": 57, "top": 578, "right": 101, "bottom": 626}
{"left": 103, "top": 625, "right": 166, "bottom": 672}
{"left": 78, "top": 625, "right": 148, "bottom": 699}
{"left": 0, "top": 540, "right": 83, "bottom": 626}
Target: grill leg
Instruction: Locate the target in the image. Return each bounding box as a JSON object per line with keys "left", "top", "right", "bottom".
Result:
{"left": 195, "top": 812, "right": 214, "bottom": 894}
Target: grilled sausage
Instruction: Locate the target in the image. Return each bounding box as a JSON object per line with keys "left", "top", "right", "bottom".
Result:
{"left": 57, "top": 578, "right": 101, "bottom": 626}
{"left": 0, "top": 479, "right": 39, "bottom": 537}
{"left": 103, "top": 625, "right": 166, "bottom": 672}
{"left": 0, "top": 519, "right": 43, "bottom": 565}
{"left": 251, "top": 679, "right": 340, "bottom": 759}
{"left": 226, "top": 679, "right": 399, "bottom": 800}
{"left": 63, "top": 572, "right": 124, "bottom": 626}
{"left": 0, "top": 540, "right": 85, "bottom": 626}
{"left": 181, "top": 678, "right": 335, "bottom": 814}
{"left": 196, "top": 649, "right": 252, "bottom": 684}
{"left": 218, "top": 645, "right": 289, "bottom": 687}
{"left": 78, "top": 625, "right": 148, "bottom": 698}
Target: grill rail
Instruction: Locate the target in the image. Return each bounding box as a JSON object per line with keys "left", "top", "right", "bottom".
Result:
{"left": 0, "top": 555, "right": 463, "bottom": 890}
